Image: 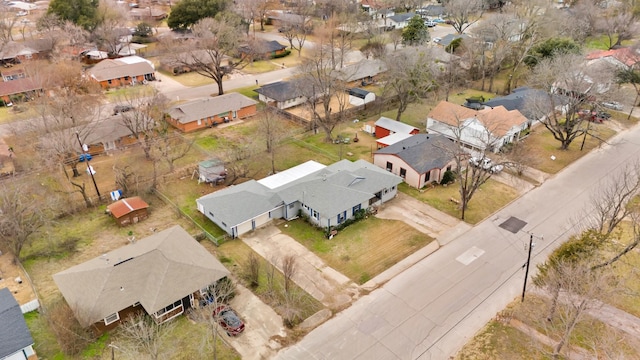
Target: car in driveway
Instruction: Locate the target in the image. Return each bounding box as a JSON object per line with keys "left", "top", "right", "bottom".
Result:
{"left": 424, "top": 20, "right": 437, "bottom": 27}
{"left": 602, "top": 101, "right": 623, "bottom": 111}
{"left": 469, "top": 156, "right": 503, "bottom": 174}
{"left": 113, "top": 104, "right": 134, "bottom": 115}
{"left": 213, "top": 305, "right": 245, "bottom": 336}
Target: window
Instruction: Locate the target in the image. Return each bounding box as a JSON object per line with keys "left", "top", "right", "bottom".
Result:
{"left": 107, "top": 79, "right": 112, "bottom": 85}
{"left": 447, "top": 165, "right": 452, "bottom": 172}
{"left": 386, "top": 161, "right": 393, "bottom": 171}
{"left": 155, "top": 299, "right": 183, "bottom": 317}
{"left": 352, "top": 204, "right": 361, "bottom": 215}
{"left": 313, "top": 210, "right": 319, "bottom": 220}
{"left": 400, "top": 168, "right": 407, "bottom": 178}
{"left": 124, "top": 76, "right": 129, "bottom": 81}
{"left": 425, "top": 171, "right": 430, "bottom": 182}
{"left": 104, "top": 312, "right": 120, "bottom": 325}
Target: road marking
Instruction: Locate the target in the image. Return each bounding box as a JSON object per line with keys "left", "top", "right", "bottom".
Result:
{"left": 456, "top": 246, "right": 485, "bottom": 265}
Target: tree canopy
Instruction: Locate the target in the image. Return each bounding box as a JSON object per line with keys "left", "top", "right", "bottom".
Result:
{"left": 47, "top": 0, "right": 99, "bottom": 30}
{"left": 167, "top": 0, "right": 230, "bottom": 30}
{"left": 524, "top": 37, "right": 581, "bottom": 68}
{"left": 402, "top": 16, "right": 429, "bottom": 46}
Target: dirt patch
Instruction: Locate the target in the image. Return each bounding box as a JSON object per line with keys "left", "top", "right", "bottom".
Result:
{"left": 0, "top": 252, "right": 36, "bottom": 305}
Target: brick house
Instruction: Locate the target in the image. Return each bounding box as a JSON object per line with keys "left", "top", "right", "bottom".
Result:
{"left": 88, "top": 56, "right": 155, "bottom": 89}
{"left": 166, "top": 93, "right": 258, "bottom": 133}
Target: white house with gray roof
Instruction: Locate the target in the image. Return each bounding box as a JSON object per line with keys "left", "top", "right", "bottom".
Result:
{"left": 374, "top": 134, "right": 457, "bottom": 188}
{"left": 197, "top": 159, "right": 402, "bottom": 237}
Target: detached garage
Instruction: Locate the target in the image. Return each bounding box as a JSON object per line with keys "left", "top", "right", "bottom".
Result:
{"left": 348, "top": 88, "right": 376, "bottom": 106}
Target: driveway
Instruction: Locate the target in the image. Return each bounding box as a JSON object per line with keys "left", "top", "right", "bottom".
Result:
{"left": 375, "top": 192, "right": 471, "bottom": 245}
{"left": 225, "top": 284, "right": 287, "bottom": 360}
{"left": 242, "top": 225, "right": 360, "bottom": 309}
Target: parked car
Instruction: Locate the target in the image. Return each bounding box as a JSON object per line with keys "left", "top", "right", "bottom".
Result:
{"left": 113, "top": 104, "right": 134, "bottom": 115}
{"left": 424, "top": 20, "right": 437, "bottom": 27}
{"left": 212, "top": 306, "right": 245, "bottom": 336}
{"left": 433, "top": 37, "right": 442, "bottom": 43}
{"left": 602, "top": 101, "right": 623, "bottom": 111}
{"left": 469, "top": 157, "right": 503, "bottom": 173}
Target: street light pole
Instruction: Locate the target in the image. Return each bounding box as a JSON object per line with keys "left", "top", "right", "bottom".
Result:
{"left": 75, "top": 131, "right": 101, "bottom": 199}
{"left": 522, "top": 233, "right": 542, "bottom": 302}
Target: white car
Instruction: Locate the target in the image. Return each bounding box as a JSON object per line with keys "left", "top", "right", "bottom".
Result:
{"left": 433, "top": 37, "right": 442, "bottom": 43}
{"left": 16, "top": 11, "right": 27, "bottom": 16}
{"left": 602, "top": 101, "right": 623, "bottom": 111}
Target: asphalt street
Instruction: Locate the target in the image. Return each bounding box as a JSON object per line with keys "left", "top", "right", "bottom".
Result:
{"left": 274, "top": 125, "right": 640, "bottom": 358}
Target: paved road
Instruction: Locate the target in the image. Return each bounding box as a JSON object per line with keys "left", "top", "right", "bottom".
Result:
{"left": 275, "top": 125, "right": 640, "bottom": 358}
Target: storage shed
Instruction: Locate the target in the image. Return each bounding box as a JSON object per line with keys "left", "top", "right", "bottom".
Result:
{"left": 198, "top": 158, "right": 226, "bottom": 184}
{"left": 348, "top": 88, "right": 376, "bottom": 106}
{"left": 106, "top": 196, "right": 149, "bottom": 226}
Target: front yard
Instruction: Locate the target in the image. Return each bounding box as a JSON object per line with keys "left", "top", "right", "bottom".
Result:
{"left": 278, "top": 217, "right": 434, "bottom": 284}
{"left": 400, "top": 180, "right": 520, "bottom": 225}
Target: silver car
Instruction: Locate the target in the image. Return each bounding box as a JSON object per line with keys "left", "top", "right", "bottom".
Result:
{"left": 602, "top": 101, "right": 623, "bottom": 111}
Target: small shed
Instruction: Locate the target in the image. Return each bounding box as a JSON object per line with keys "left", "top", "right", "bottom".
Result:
{"left": 374, "top": 116, "right": 420, "bottom": 138}
{"left": 106, "top": 196, "right": 149, "bottom": 226}
{"left": 348, "top": 88, "right": 376, "bottom": 106}
{"left": 198, "top": 158, "right": 226, "bottom": 184}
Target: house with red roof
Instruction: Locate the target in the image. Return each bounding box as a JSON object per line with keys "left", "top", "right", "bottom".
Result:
{"left": 586, "top": 47, "right": 640, "bottom": 69}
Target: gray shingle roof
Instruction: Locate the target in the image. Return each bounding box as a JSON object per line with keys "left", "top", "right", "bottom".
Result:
{"left": 388, "top": 12, "right": 417, "bottom": 23}
{"left": 375, "top": 134, "right": 455, "bottom": 174}
{"left": 89, "top": 56, "right": 155, "bottom": 82}
{"left": 334, "top": 58, "right": 387, "bottom": 82}
{"left": 254, "top": 80, "right": 302, "bottom": 102}
{"left": 168, "top": 93, "right": 257, "bottom": 124}
{"left": 483, "top": 87, "right": 556, "bottom": 120}
{"left": 197, "top": 159, "right": 402, "bottom": 228}
{"left": 0, "top": 288, "right": 34, "bottom": 358}
{"left": 53, "top": 226, "right": 230, "bottom": 327}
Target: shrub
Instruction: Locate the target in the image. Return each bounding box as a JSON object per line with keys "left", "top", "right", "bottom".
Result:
{"left": 44, "top": 299, "right": 95, "bottom": 355}
{"left": 441, "top": 170, "right": 456, "bottom": 185}
{"left": 272, "top": 49, "right": 291, "bottom": 59}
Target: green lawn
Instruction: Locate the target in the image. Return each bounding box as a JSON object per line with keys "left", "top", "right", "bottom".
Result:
{"left": 278, "top": 217, "right": 433, "bottom": 284}
{"left": 523, "top": 123, "right": 617, "bottom": 174}
{"left": 400, "top": 180, "right": 519, "bottom": 225}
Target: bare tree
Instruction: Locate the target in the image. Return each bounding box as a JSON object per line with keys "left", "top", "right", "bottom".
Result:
{"left": 281, "top": 254, "right": 297, "bottom": 295}
{"left": 381, "top": 47, "right": 436, "bottom": 120}
{"left": 525, "top": 53, "right": 615, "bottom": 150}
{"left": 588, "top": 162, "right": 640, "bottom": 236}
{"left": 117, "top": 88, "right": 168, "bottom": 160}
{"left": 279, "top": 0, "right": 314, "bottom": 57}
{"left": 164, "top": 16, "right": 247, "bottom": 95}
{"left": 245, "top": 252, "right": 261, "bottom": 288}
{"left": 258, "top": 110, "right": 289, "bottom": 175}
{"left": 92, "top": 0, "right": 130, "bottom": 57}
{"left": 594, "top": 1, "right": 639, "bottom": 50}
{"left": 445, "top": 0, "right": 484, "bottom": 34}
{"left": 472, "top": 13, "right": 517, "bottom": 93}
{"left": 297, "top": 40, "right": 350, "bottom": 142}
{"left": 220, "top": 140, "right": 261, "bottom": 185}
{"left": 533, "top": 253, "right": 617, "bottom": 359}
{"left": 0, "top": 180, "right": 51, "bottom": 263}
{"left": 117, "top": 313, "right": 177, "bottom": 360}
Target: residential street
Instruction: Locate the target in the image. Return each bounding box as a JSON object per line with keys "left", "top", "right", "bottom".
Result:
{"left": 274, "top": 123, "right": 640, "bottom": 358}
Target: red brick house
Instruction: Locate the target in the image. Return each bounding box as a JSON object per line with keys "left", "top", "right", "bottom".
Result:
{"left": 167, "top": 93, "right": 258, "bottom": 133}
{"left": 106, "top": 196, "right": 149, "bottom": 226}
{"left": 88, "top": 56, "right": 155, "bottom": 89}
{"left": 0, "top": 77, "right": 41, "bottom": 104}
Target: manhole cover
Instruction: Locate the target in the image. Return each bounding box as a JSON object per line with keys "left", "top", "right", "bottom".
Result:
{"left": 499, "top": 216, "right": 527, "bottom": 234}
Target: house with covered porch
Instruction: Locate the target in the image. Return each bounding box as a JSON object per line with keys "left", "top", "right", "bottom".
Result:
{"left": 53, "top": 226, "right": 230, "bottom": 333}
{"left": 197, "top": 159, "right": 402, "bottom": 237}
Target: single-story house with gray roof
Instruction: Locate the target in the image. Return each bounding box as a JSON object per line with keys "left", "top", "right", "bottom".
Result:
{"left": 0, "top": 288, "right": 36, "bottom": 360}
{"left": 334, "top": 58, "right": 387, "bottom": 85}
{"left": 387, "top": 12, "right": 418, "bottom": 29}
{"left": 197, "top": 159, "right": 402, "bottom": 237}
{"left": 53, "top": 225, "right": 230, "bottom": 332}
{"left": 167, "top": 93, "right": 257, "bottom": 132}
{"left": 373, "top": 134, "right": 456, "bottom": 188}
{"left": 254, "top": 80, "right": 306, "bottom": 110}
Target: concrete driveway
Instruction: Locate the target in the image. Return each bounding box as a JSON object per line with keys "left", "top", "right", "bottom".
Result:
{"left": 225, "top": 284, "right": 287, "bottom": 360}
{"left": 375, "top": 192, "right": 471, "bottom": 245}
{"left": 242, "top": 225, "right": 360, "bottom": 309}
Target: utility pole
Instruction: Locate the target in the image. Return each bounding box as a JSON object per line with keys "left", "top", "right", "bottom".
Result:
{"left": 522, "top": 233, "right": 543, "bottom": 302}
{"left": 75, "top": 131, "right": 101, "bottom": 199}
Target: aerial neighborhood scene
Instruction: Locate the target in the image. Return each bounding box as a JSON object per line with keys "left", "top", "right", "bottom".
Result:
{"left": 2, "top": 0, "right": 640, "bottom": 358}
